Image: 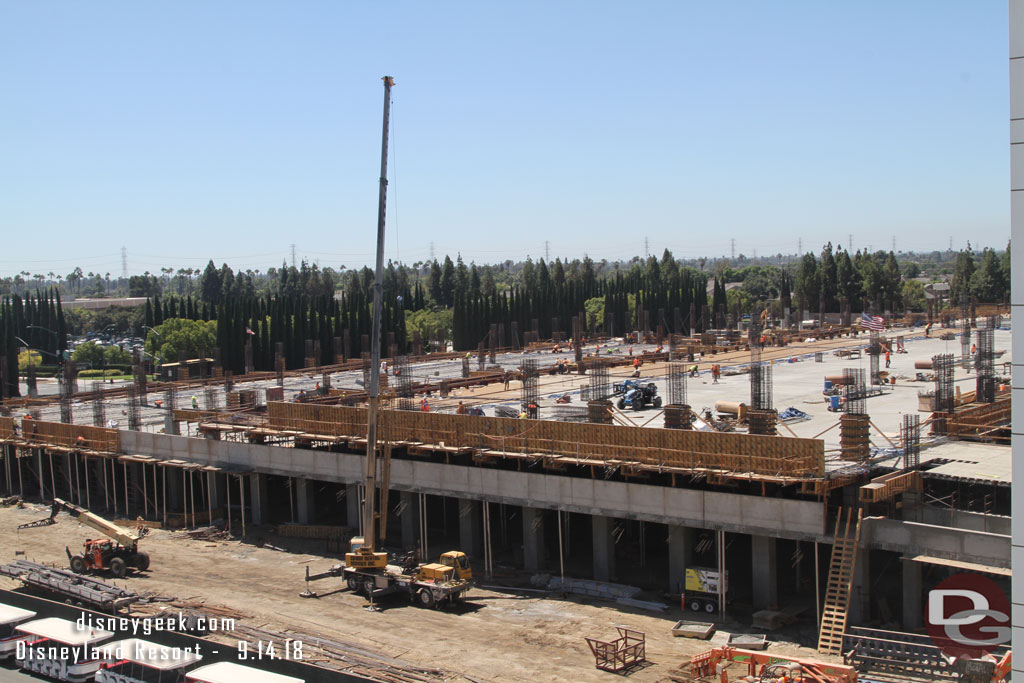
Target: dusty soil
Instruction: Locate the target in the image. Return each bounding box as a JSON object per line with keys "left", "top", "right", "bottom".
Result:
{"left": 0, "top": 504, "right": 842, "bottom": 683}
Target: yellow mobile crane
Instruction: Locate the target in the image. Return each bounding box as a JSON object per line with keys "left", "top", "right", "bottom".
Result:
{"left": 18, "top": 498, "right": 150, "bottom": 578}
{"left": 304, "top": 77, "right": 471, "bottom": 608}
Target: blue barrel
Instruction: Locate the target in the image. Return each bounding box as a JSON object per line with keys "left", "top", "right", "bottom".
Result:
{"left": 824, "top": 380, "right": 833, "bottom": 391}
{"left": 830, "top": 395, "right": 840, "bottom": 411}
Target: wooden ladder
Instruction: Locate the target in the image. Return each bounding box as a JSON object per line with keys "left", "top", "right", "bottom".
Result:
{"left": 818, "top": 507, "right": 863, "bottom": 655}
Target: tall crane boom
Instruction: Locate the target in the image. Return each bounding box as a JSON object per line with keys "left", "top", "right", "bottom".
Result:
{"left": 346, "top": 75, "right": 394, "bottom": 573}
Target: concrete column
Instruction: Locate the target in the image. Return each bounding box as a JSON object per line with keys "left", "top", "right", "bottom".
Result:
{"left": 163, "top": 414, "right": 179, "bottom": 436}
{"left": 902, "top": 559, "right": 923, "bottom": 630}
{"left": 522, "top": 506, "right": 545, "bottom": 571}
{"left": 850, "top": 547, "right": 871, "bottom": 625}
{"left": 165, "top": 465, "right": 182, "bottom": 509}
{"left": 667, "top": 524, "right": 694, "bottom": 594}
{"left": 207, "top": 471, "right": 220, "bottom": 510}
{"left": 295, "top": 477, "right": 314, "bottom": 525}
{"left": 400, "top": 491, "right": 417, "bottom": 551}
{"left": 346, "top": 484, "right": 361, "bottom": 531}
{"left": 751, "top": 534, "right": 778, "bottom": 610}
{"left": 458, "top": 499, "right": 483, "bottom": 559}
{"left": 592, "top": 515, "right": 616, "bottom": 583}
{"left": 249, "top": 473, "right": 268, "bottom": 526}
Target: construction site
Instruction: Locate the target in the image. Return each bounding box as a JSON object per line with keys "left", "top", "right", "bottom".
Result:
{"left": 0, "top": 312, "right": 1013, "bottom": 682}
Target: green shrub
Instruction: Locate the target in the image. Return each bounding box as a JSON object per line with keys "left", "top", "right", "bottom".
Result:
{"left": 77, "top": 369, "right": 122, "bottom": 378}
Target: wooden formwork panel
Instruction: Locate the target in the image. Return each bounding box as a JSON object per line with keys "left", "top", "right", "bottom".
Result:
{"left": 266, "top": 402, "right": 824, "bottom": 477}
{"left": 859, "top": 470, "right": 922, "bottom": 503}
{"left": 0, "top": 417, "right": 13, "bottom": 440}
{"left": 946, "top": 398, "right": 1011, "bottom": 438}
{"left": 21, "top": 420, "right": 118, "bottom": 453}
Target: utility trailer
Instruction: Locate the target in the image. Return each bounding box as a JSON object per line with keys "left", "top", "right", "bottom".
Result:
{"left": 303, "top": 540, "right": 472, "bottom": 609}
{"left": 681, "top": 567, "right": 727, "bottom": 614}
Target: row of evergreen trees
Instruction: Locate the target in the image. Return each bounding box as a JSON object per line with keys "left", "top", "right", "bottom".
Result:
{"left": 451, "top": 268, "right": 711, "bottom": 350}
{"left": 0, "top": 290, "right": 69, "bottom": 397}
{"left": 145, "top": 290, "right": 407, "bottom": 375}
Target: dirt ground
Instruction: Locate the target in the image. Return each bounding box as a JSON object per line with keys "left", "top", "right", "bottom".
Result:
{"left": 0, "top": 504, "right": 845, "bottom": 683}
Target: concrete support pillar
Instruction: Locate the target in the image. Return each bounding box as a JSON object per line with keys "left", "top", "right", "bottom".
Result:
{"left": 249, "top": 473, "right": 268, "bottom": 526}
{"left": 346, "top": 484, "right": 361, "bottom": 531}
{"left": 667, "top": 525, "right": 694, "bottom": 594}
{"left": 751, "top": 534, "right": 778, "bottom": 610}
{"left": 165, "top": 466, "right": 182, "bottom": 510}
{"left": 163, "top": 414, "right": 179, "bottom": 436}
{"left": 902, "top": 559, "right": 923, "bottom": 630}
{"left": 458, "top": 499, "right": 483, "bottom": 559}
{"left": 207, "top": 471, "right": 220, "bottom": 510}
{"left": 295, "top": 477, "right": 314, "bottom": 525}
{"left": 592, "top": 515, "right": 616, "bottom": 583}
{"left": 850, "top": 548, "right": 871, "bottom": 625}
{"left": 522, "top": 506, "right": 545, "bottom": 571}
{"left": 397, "top": 491, "right": 416, "bottom": 552}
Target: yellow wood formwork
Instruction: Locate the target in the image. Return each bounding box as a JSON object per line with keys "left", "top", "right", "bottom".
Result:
{"left": 858, "top": 470, "right": 922, "bottom": 503}
{"left": 265, "top": 402, "right": 825, "bottom": 479}
{"left": 18, "top": 419, "right": 118, "bottom": 453}
{"left": 0, "top": 416, "right": 14, "bottom": 441}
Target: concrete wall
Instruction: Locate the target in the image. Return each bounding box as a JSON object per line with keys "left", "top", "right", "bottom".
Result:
{"left": 119, "top": 431, "right": 829, "bottom": 541}
{"left": 912, "top": 505, "right": 1011, "bottom": 536}
{"left": 862, "top": 517, "right": 1011, "bottom": 568}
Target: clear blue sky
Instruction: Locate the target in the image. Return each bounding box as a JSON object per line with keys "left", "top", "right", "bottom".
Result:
{"left": 0, "top": 1, "right": 1010, "bottom": 278}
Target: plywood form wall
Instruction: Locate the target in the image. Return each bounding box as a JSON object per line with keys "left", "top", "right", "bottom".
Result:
{"left": 266, "top": 402, "right": 824, "bottom": 478}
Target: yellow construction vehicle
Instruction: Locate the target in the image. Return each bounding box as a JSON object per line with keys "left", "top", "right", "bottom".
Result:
{"left": 17, "top": 498, "right": 150, "bottom": 578}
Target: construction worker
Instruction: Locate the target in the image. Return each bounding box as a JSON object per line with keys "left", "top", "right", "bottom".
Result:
{"left": 191, "top": 396, "right": 199, "bottom": 410}
{"left": 503, "top": 370, "right": 511, "bottom": 390}
{"left": 419, "top": 398, "right": 430, "bottom": 412}
{"left": 885, "top": 351, "right": 891, "bottom": 368}
{"left": 456, "top": 401, "right": 466, "bottom": 415}
{"left": 712, "top": 364, "right": 720, "bottom": 384}
{"left": 633, "top": 357, "right": 640, "bottom": 371}
{"left": 690, "top": 364, "right": 699, "bottom": 378}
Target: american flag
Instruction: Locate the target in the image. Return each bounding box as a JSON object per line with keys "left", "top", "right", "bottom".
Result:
{"left": 860, "top": 313, "right": 884, "bottom": 331}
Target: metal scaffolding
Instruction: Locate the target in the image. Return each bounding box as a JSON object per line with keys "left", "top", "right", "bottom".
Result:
{"left": 59, "top": 371, "right": 73, "bottom": 425}
{"left": 749, "top": 360, "right": 773, "bottom": 412}
{"left": 933, "top": 353, "right": 956, "bottom": 413}
{"left": 666, "top": 362, "right": 688, "bottom": 407}
{"left": 976, "top": 324, "right": 995, "bottom": 403}
{"left": 844, "top": 368, "right": 866, "bottom": 416}
{"left": 393, "top": 356, "right": 415, "bottom": 411}
{"left": 901, "top": 414, "right": 921, "bottom": 470}
{"left": 588, "top": 360, "right": 612, "bottom": 402}
{"left": 520, "top": 357, "right": 539, "bottom": 417}
{"left": 868, "top": 332, "right": 881, "bottom": 385}
{"left": 204, "top": 386, "right": 218, "bottom": 412}
{"left": 960, "top": 295, "right": 972, "bottom": 370}
{"left": 126, "top": 385, "right": 141, "bottom": 431}
{"left": 91, "top": 381, "right": 106, "bottom": 427}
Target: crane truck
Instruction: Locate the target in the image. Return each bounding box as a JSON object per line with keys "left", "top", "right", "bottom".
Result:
{"left": 301, "top": 76, "right": 472, "bottom": 609}
{"left": 17, "top": 498, "right": 150, "bottom": 578}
